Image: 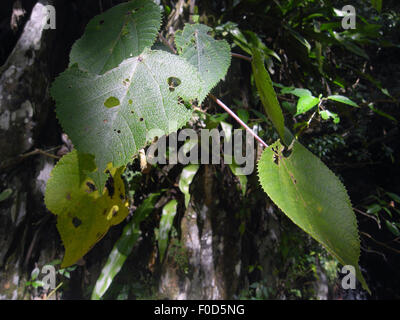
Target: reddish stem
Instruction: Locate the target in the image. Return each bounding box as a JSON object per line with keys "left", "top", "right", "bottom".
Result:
{"left": 210, "top": 94, "right": 269, "bottom": 148}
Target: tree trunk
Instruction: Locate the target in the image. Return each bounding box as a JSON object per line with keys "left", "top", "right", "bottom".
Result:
{"left": 0, "top": 1, "right": 58, "bottom": 300}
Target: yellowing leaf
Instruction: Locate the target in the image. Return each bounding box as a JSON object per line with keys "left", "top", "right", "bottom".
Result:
{"left": 44, "top": 150, "right": 129, "bottom": 268}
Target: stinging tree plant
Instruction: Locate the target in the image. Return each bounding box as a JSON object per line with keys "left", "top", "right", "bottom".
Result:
{"left": 44, "top": 0, "right": 370, "bottom": 294}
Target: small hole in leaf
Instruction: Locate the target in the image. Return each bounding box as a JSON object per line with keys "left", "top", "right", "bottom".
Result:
{"left": 72, "top": 217, "right": 82, "bottom": 228}
{"left": 273, "top": 153, "right": 279, "bottom": 165}
{"left": 167, "top": 77, "right": 181, "bottom": 92}
{"left": 177, "top": 96, "right": 184, "bottom": 105}
{"left": 86, "top": 182, "right": 96, "bottom": 192}
{"left": 140, "top": 117, "right": 144, "bottom": 122}
{"left": 105, "top": 175, "right": 115, "bottom": 197}
{"left": 104, "top": 96, "right": 120, "bottom": 108}
{"left": 117, "top": 130, "right": 121, "bottom": 134}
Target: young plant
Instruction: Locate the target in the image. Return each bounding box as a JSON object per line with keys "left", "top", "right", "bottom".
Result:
{"left": 45, "top": 0, "right": 370, "bottom": 294}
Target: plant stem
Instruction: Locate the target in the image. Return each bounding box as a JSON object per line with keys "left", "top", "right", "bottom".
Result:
{"left": 231, "top": 52, "right": 252, "bottom": 62}
{"left": 210, "top": 94, "right": 269, "bottom": 148}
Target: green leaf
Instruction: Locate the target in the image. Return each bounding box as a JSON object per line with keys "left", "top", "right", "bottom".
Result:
{"left": 385, "top": 220, "right": 400, "bottom": 237}
{"left": 331, "top": 31, "right": 369, "bottom": 60}
{"left": 51, "top": 50, "right": 203, "bottom": 189}
{"left": 175, "top": 23, "right": 231, "bottom": 102}
{"left": 320, "top": 110, "right": 340, "bottom": 124}
{"left": 179, "top": 164, "right": 200, "bottom": 208}
{"left": 327, "top": 95, "right": 359, "bottom": 107}
{"left": 284, "top": 26, "right": 311, "bottom": 52}
{"left": 31, "top": 267, "right": 40, "bottom": 281}
{"left": 69, "top": 0, "right": 161, "bottom": 74}
{"left": 251, "top": 49, "right": 285, "bottom": 140}
{"left": 0, "top": 188, "right": 12, "bottom": 202}
{"left": 366, "top": 203, "right": 382, "bottom": 214}
{"left": 368, "top": 104, "right": 397, "bottom": 123}
{"left": 281, "top": 87, "right": 312, "bottom": 98}
{"left": 257, "top": 140, "right": 370, "bottom": 293}
{"left": 295, "top": 95, "right": 320, "bottom": 115}
{"left": 387, "top": 192, "right": 400, "bottom": 203}
{"left": 157, "top": 199, "right": 178, "bottom": 262}
{"left": 370, "top": 0, "right": 382, "bottom": 12}
{"left": 91, "top": 193, "right": 160, "bottom": 300}
{"left": 237, "top": 109, "right": 249, "bottom": 124}
{"left": 44, "top": 150, "right": 129, "bottom": 268}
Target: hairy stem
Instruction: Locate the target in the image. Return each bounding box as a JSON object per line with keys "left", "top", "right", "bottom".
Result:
{"left": 210, "top": 94, "right": 269, "bottom": 148}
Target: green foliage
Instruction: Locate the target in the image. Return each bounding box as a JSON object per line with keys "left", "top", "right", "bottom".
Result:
{"left": 156, "top": 199, "right": 178, "bottom": 263}
{"left": 0, "top": 188, "right": 12, "bottom": 202}
{"left": 178, "top": 164, "right": 200, "bottom": 208}
{"left": 51, "top": 50, "right": 203, "bottom": 189}
{"left": 44, "top": 150, "right": 129, "bottom": 267}
{"left": 362, "top": 189, "right": 400, "bottom": 237}
{"left": 257, "top": 140, "right": 370, "bottom": 293}
{"left": 251, "top": 49, "right": 285, "bottom": 140}
{"left": 69, "top": 0, "right": 161, "bottom": 74}
{"left": 175, "top": 23, "right": 231, "bottom": 102}
{"left": 327, "top": 95, "right": 359, "bottom": 108}
{"left": 91, "top": 193, "right": 160, "bottom": 300}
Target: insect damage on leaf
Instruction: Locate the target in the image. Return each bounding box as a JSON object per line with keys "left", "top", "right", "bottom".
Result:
{"left": 44, "top": 150, "right": 130, "bottom": 268}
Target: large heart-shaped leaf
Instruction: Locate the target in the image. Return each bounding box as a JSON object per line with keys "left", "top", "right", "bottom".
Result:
{"left": 257, "top": 139, "right": 370, "bottom": 293}
{"left": 44, "top": 150, "right": 129, "bottom": 268}
{"left": 69, "top": 0, "right": 161, "bottom": 74}
{"left": 51, "top": 50, "right": 203, "bottom": 188}
{"left": 175, "top": 23, "right": 231, "bottom": 102}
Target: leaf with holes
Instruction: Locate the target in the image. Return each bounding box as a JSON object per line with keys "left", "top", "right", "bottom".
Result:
{"left": 51, "top": 50, "right": 203, "bottom": 189}
{"left": 91, "top": 192, "right": 160, "bottom": 300}
{"left": 257, "top": 140, "right": 370, "bottom": 294}
{"left": 44, "top": 149, "right": 129, "bottom": 268}
{"left": 175, "top": 23, "right": 231, "bottom": 102}
{"left": 69, "top": 0, "right": 161, "bottom": 74}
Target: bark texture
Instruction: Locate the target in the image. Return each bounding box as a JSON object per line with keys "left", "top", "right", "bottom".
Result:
{"left": 0, "top": 1, "right": 57, "bottom": 300}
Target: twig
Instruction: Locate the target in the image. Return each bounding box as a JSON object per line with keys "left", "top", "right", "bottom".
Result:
{"left": 189, "top": 0, "right": 196, "bottom": 24}
{"left": 20, "top": 148, "right": 61, "bottom": 160}
{"left": 361, "top": 231, "right": 400, "bottom": 254}
{"left": 231, "top": 53, "right": 252, "bottom": 62}
{"left": 0, "top": 146, "right": 61, "bottom": 170}
{"left": 45, "top": 282, "right": 63, "bottom": 300}
{"left": 209, "top": 94, "right": 269, "bottom": 148}
{"left": 159, "top": 33, "right": 177, "bottom": 54}
{"left": 353, "top": 207, "right": 381, "bottom": 229}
